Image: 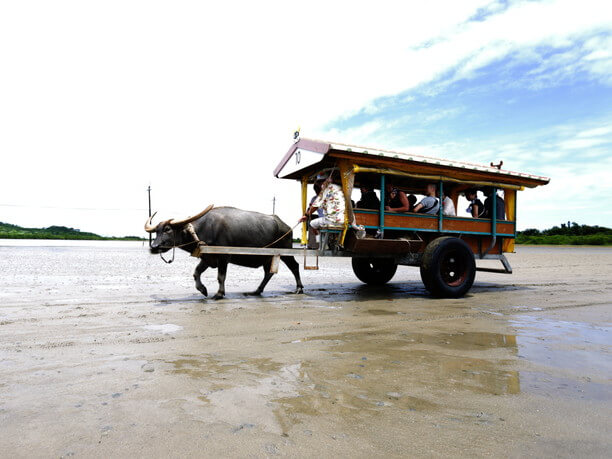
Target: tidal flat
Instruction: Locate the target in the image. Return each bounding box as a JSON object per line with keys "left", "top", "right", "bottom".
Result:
{"left": 0, "top": 242, "right": 610, "bottom": 457}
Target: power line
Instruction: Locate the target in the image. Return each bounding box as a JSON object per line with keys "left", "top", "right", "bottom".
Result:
{"left": 0, "top": 203, "right": 148, "bottom": 211}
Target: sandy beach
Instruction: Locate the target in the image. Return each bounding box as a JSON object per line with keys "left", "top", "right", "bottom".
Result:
{"left": 1, "top": 242, "right": 610, "bottom": 458}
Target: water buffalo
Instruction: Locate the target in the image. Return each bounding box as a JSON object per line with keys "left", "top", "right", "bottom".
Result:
{"left": 145, "top": 205, "right": 304, "bottom": 299}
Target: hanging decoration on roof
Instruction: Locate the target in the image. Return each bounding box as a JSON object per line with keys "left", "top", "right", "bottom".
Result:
{"left": 293, "top": 126, "right": 301, "bottom": 142}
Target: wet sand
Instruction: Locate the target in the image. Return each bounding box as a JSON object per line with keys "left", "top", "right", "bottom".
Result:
{"left": 1, "top": 242, "right": 611, "bottom": 458}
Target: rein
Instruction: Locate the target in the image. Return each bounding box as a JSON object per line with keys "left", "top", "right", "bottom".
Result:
{"left": 159, "top": 230, "right": 177, "bottom": 264}
{"left": 262, "top": 221, "right": 301, "bottom": 248}
{"left": 158, "top": 223, "right": 202, "bottom": 263}
{"left": 160, "top": 246, "right": 175, "bottom": 264}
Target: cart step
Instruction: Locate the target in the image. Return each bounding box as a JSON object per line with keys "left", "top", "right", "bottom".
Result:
{"left": 303, "top": 247, "right": 319, "bottom": 270}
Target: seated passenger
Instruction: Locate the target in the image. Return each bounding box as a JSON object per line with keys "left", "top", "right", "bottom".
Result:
{"left": 464, "top": 189, "right": 485, "bottom": 218}
{"left": 310, "top": 180, "right": 324, "bottom": 218}
{"left": 356, "top": 186, "right": 380, "bottom": 210}
{"left": 413, "top": 184, "right": 440, "bottom": 214}
{"left": 407, "top": 194, "right": 417, "bottom": 212}
{"left": 442, "top": 195, "right": 456, "bottom": 216}
{"left": 483, "top": 187, "right": 506, "bottom": 220}
{"left": 384, "top": 183, "right": 410, "bottom": 212}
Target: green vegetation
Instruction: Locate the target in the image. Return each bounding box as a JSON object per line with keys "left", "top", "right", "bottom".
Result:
{"left": 516, "top": 222, "right": 612, "bottom": 246}
{"left": 0, "top": 222, "right": 144, "bottom": 241}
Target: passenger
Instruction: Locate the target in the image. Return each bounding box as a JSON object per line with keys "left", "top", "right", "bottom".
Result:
{"left": 442, "top": 195, "right": 456, "bottom": 216}
{"left": 306, "top": 180, "right": 325, "bottom": 248}
{"left": 413, "top": 184, "right": 440, "bottom": 214}
{"left": 483, "top": 187, "right": 506, "bottom": 220}
{"left": 310, "top": 181, "right": 324, "bottom": 218}
{"left": 299, "top": 173, "right": 346, "bottom": 234}
{"left": 356, "top": 185, "right": 380, "bottom": 210}
{"left": 464, "top": 189, "right": 485, "bottom": 218}
{"left": 407, "top": 194, "right": 417, "bottom": 212}
{"left": 384, "top": 184, "right": 410, "bottom": 212}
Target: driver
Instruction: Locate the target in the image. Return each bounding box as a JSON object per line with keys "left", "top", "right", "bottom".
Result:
{"left": 299, "top": 173, "right": 346, "bottom": 234}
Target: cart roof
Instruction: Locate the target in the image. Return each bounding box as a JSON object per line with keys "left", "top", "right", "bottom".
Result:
{"left": 274, "top": 138, "right": 550, "bottom": 188}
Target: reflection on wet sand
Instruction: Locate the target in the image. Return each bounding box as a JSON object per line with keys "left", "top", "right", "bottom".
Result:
{"left": 161, "top": 329, "right": 523, "bottom": 435}
{"left": 301, "top": 329, "right": 520, "bottom": 394}
{"left": 166, "top": 355, "right": 303, "bottom": 434}
{"left": 511, "top": 315, "right": 612, "bottom": 375}
{"left": 156, "top": 314, "right": 612, "bottom": 440}
{"left": 141, "top": 311, "right": 610, "bottom": 441}
{"left": 273, "top": 330, "right": 523, "bottom": 434}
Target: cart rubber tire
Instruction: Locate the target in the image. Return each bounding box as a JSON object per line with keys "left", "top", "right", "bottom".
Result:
{"left": 420, "top": 237, "right": 476, "bottom": 298}
{"left": 352, "top": 258, "right": 398, "bottom": 285}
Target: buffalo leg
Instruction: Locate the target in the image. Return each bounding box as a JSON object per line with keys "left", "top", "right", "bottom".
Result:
{"left": 193, "top": 258, "right": 209, "bottom": 297}
{"left": 282, "top": 256, "right": 304, "bottom": 294}
{"left": 212, "top": 257, "right": 229, "bottom": 300}
{"left": 249, "top": 258, "right": 275, "bottom": 296}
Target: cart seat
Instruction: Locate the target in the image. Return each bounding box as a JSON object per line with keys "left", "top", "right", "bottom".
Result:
{"left": 318, "top": 226, "right": 344, "bottom": 254}
{"left": 319, "top": 225, "right": 344, "bottom": 232}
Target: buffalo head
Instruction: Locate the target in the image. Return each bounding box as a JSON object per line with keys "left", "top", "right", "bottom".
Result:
{"left": 144, "top": 205, "right": 213, "bottom": 254}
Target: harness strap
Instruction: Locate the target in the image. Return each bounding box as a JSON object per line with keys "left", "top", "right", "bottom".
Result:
{"left": 186, "top": 223, "right": 207, "bottom": 257}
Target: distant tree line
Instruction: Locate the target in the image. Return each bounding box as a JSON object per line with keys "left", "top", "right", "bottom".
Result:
{"left": 0, "top": 222, "right": 143, "bottom": 241}
{"left": 5, "top": 219, "right": 607, "bottom": 245}
{"left": 517, "top": 222, "right": 612, "bottom": 245}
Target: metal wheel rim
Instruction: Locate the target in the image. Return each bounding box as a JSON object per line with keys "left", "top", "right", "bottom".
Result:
{"left": 440, "top": 249, "right": 468, "bottom": 287}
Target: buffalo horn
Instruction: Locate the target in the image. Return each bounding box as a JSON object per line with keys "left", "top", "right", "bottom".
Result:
{"left": 144, "top": 212, "right": 158, "bottom": 233}
{"left": 169, "top": 204, "right": 214, "bottom": 227}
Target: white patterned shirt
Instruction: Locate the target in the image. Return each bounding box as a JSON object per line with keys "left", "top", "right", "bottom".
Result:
{"left": 312, "top": 183, "right": 345, "bottom": 224}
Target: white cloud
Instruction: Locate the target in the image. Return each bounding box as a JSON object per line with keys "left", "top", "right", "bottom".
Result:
{"left": 558, "top": 137, "right": 609, "bottom": 150}
{"left": 557, "top": 122, "right": 612, "bottom": 150}
{"left": 403, "top": 0, "right": 612, "bottom": 91}
{"left": 577, "top": 126, "right": 612, "bottom": 138}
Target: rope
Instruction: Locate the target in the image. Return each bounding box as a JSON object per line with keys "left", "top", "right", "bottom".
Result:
{"left": 262, "top": 221, "right": 302, "bottom": 248}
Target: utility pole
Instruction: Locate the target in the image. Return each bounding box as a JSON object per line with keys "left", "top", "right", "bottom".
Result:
{"left": 147, "top": 185, "right": 152, "bottom": 246}
{"left": 272, "top": 196, "right": 276, "bottom": 215}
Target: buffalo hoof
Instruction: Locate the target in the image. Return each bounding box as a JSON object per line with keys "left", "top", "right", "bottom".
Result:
{"left": 246, "top": 290, "right": 262, "bottom": 296}
{"left": 197, "top": 286, "right": 208, "bottom": 297}
{"left": 294, "top": 287, "right": 304, "bottom": 294}
{"left": 212, "top": 293, "right": 225, "bottom": 300}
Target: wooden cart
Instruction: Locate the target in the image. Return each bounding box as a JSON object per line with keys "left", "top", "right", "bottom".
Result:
{"left": 269, "top": 137, "right": 549, "bottom": 297}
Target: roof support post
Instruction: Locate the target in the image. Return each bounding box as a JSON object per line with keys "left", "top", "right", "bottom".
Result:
{"left": 379, "top": 174, "right": 386, "bottom": 238}
{"left": 492, "top": 186, "right": 497, "bottom": 238}
{"left": 503, "top": 188, "right": 517, "bottom": 253}
{"left": 301, "top": 175, "right": 308, "bottom": 245}
{"left": 438, "top": 180, "right": 444, "bottom": 233}
{"left": 338, "top": 159, "right": 355, "bottom": 246}
{"left": 513, "top": 190, "right": 517, "bottom": 237}
{"left": 483, "top": 186, "right": 498, "bottom": 257}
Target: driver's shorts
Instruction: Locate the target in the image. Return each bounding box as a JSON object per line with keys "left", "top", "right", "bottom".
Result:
{"left": 310, "top": 217, "right": 343, "bottom": 230}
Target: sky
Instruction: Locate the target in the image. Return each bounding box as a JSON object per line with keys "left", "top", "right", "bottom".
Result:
{"left": 1, "top": 0, "right": 611, "bottom": 237}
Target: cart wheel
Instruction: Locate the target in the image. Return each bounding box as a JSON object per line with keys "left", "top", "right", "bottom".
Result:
{"left": 352, "top": 257, "right": 397, "bottom": 285}
{"left": 420, "top": 237, "right": 475, "bottom": 298}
